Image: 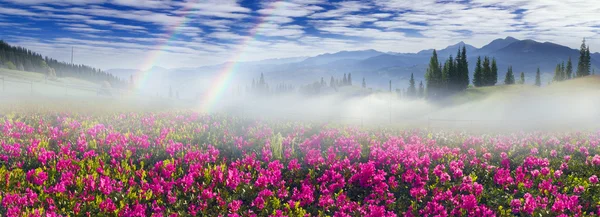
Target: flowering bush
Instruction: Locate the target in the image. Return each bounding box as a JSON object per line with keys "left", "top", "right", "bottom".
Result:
{"left": 1, "top": 111, "right": 600, "bottom": 216}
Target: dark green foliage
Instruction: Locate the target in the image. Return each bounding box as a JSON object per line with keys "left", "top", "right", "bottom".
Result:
{"left": 4, "top": 61, "right": 16, "bottom": 70}
{"left": 566, "top": 57, "right": 573, "bottom": 79}
{"left": 490, "top": 58, "right": 498, "bottom": 86}
{"left": 576, "top": 39, "right": 591, "bottom": 77}
{"left": 535, "top": 67, "right": 541, "bottom": 87}
{"left": 348, "top": 73, "right": 352, "bottom": 86}
{"left": 425, "top": 50, "right": 442, "bottom": 98}
{"left": 473, "top": 56, "right": 484, "bottom": 87}
{"left": 519, "top": 72, "right": 525, "bottom": 84}
{"left": 418, "top": 81, "right": 424, "bottom": 98}
{"left": 482, "top": 56, "right": 491, "bottom": 85}
{"left": 459, "top": 46, "right": 469, "bottom": 91}
{"left": 407, "top": 73, "right": 416, "bottom": 98}
{"left": 0, "top": 40, "right": 125, "bottom": 88}
{"left": 504, "top": 66, "right": 515, "bottom": 85}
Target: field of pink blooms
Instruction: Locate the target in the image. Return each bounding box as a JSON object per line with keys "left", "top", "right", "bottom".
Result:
{"left": 1, "top": 110, "right": 600, "bottom": 217}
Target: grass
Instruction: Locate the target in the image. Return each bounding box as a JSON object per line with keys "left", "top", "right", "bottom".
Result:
{"left": 448, "top": 75, "right": 600, "bottom": 105}
{"left": 0, "top": 68, "right": 97, "bottom": 86}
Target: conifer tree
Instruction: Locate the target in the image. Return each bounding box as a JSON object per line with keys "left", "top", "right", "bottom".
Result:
{"left": 259, "top": 73, "right": 265, "bottom": 87}
{"left": 418, "top": 81, "right": 424, "bottom": 98}
{"left": 460, "top": 46, "right": 469, "bottom": 90}
{"left": 442, "top": 56, "right": 453, "bottom": 93}
{"left": 577, "top": 39, "right": 589, "bottom": 77}
{"left": 566, "top": 57, "right": 573, "bottom": 79}
{"left": 330, "top": 76, "right": 335, "bottom": 88}
{"left": 169, "top": 86, "right": 173, "bottom": 98}
{"left": 362, "top": 77, "right": 366, "bottom": 88}
{"left": 343, "top": 73, "right": 347, "bottom": 85}
{"left": 482, "top": 56, "right": 491, "bottom": 86}
{"left": 561, "top": 62, "right": 566, "bottom": 80}
{"left": 320, "top": 77, "right": 325, "bottom": 87}
{"left": 348, "top": 73, "right": 352, "bottom": 85}
{"left": 425, "top": 50, "right": 442, "bottom": 98}
{"left": 519, "top": 72, "right": 525, "bottom": 84}
{"left": 504, "top": 66, "right": 515, "bottom": 85}
{"left": 491, "top": 58, "right": 498, "bottom": 86}
{"left": 553, "top": 64, "right": 561, "bottom": 81}
{"left": 408, "top": 73, "right": 416, "bottom": 97}
{"left": 585, "top": 45, "right": 591, "bottom": 75}
{"left": 473, "top": 56, "right": 484, "bottom": 87}
{"left": 535, "top": 67, "right": 541, "bottom": 87}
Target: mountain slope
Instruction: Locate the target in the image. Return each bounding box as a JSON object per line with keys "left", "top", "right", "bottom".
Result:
{"left": 107, "top": 37, "right": 599, "bottom": 91}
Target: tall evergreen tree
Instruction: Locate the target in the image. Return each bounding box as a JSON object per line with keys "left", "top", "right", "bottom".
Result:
{"left": 169, "top": 86, "right": 173, "bottom": 98}
{"left": 553, "top": 64, "right": 560, "bottom": 81}
{"left": 504, "top": 66, "right": 515, "bottom": 85}
{"left": 418, "top": 81, "right": 424, "bottom": 98}
{"left": 441, "top": 56, "right": 453, "bottom": 93}
{"left": 259, "top": 73, "right": 265, "bottom": 86}
{"left": 320, "top": 77, "right": 325, "bottom": 87}
{"left": 330, "top": 76, "right": 335, "bottom": 88}
{"left": 425, "top": 50, "right": 442, "bottom": 98}
{"left": 491, "top": 58, "right": 498, "bottom": 86}
{"left": 535, "top": 67, "right": 541, "bottom": 87}
{"left": 566, "top": 57, "right": 573, "bottom": 79}
{"left": 519, "top": 72, "right": 525, "bottom": 84}
{"left": 343, "top": 73, "right": 347, "bottom": 85}
{"left": 362, "top": 77, "right": 366, "bottom": 88}
{"left": 561, "top": 62, "right": 566, "bottom": 80}
{"left": 482, "top": 56, "right": 491, "bottom": 86}
{"left": 473, "top": 56, "right": 484, "bottom": 87}
{"left": 348, "top": 73, "right": 352, "bottom": 85}
{"left": 459, "top": 46, "right": 469, "bottom": 90}
{"left": 576, "top": 39, "right": 589, "bottom": 77}
{"left": 408, "top": 73, "right": 416, "bottom": 97}
{"left": 585, "top": 45, "right": 591, "bottom": 75}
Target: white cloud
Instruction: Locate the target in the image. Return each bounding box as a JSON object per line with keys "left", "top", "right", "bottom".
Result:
{"left": 174, "top": 0, "right": 251, "bottom": 19}
{"left": 109, "top": 0, "right": 173, "bottom": 9}
{"left": 63, "top": 26, "right": 110, "bottom": 33}
{"left": 258, "top": 1, "right": 323, "bottom": 17}
{"left": 1, "top": 0, "right": 105, "bottom": 5}
{"left": 310, "top": 1, "right": 371, "bottom": 18}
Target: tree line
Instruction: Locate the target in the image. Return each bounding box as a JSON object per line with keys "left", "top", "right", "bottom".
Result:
{"left": 422, "top": 38, "right": 593, "bottom": 100}
{"left": 424, "top": 46, "right": 470, "bottom": 99}
{"left": 553, "top": 39, "right": 593, "bottom": 82}
{"left": 0, "top": 40, "right": 126, "bottom": 88}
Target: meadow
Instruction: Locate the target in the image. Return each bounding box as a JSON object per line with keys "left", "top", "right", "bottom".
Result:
{"left": 1, "top": 106, "right": 600, "bottom": 217}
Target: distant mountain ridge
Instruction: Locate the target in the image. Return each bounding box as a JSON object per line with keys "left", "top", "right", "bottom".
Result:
{"left": 108, "top": 37, "right": 600, "bottom": 94}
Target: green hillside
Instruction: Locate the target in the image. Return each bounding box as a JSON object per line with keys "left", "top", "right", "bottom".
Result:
{"left": 448, "top": 75, "right": 600, "bottom": 105}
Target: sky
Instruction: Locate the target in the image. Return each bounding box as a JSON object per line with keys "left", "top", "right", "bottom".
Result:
{"left": 0, "top": 0, "right": 599, "bottom": 70}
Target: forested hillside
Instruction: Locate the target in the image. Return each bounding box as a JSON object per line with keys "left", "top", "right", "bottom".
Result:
{"left": 0, "top": 40, "right": 125, "bottom": 88}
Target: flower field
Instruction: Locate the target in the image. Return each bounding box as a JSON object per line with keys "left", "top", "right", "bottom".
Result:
{"left": 1, "top": 110, "right": 600, "bottom": 216}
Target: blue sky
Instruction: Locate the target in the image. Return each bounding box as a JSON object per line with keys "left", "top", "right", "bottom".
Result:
{"left": 0, "top": 0, "right": 598, "bottom": 70}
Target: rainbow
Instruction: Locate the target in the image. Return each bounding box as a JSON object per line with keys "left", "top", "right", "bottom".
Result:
{"left": 132, "top": 0, "right": 283, "bottom": 112}
{"left": 199, "top": 1, "right": 283, "bottom": 113}
{"left": 131, "top": 0, "right": 197, "bottom": 92}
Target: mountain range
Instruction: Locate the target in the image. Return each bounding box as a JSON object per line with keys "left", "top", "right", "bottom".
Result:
{"left": 108, "top": 37, "right": 600, "bottom": 97}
